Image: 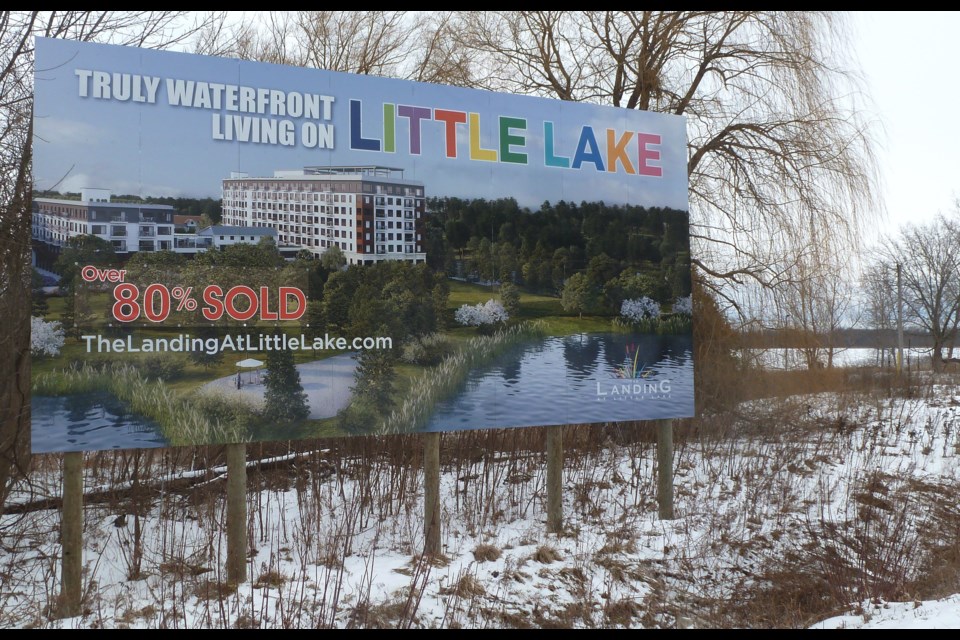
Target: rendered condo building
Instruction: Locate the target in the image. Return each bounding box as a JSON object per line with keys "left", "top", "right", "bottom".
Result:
{"left": 221, "top": 166, "right": 426, "bottom": 266}
{"left": 31, "top": 189, "right": 278, "bottom": 257}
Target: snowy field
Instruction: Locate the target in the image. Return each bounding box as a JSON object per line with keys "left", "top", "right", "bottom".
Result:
{"left": 814, "top": 594, "right": 960, "bottom": 629}
{"left": 747, "top": 347, "right": 931, "bottom": 371}
{"left": 2, "top": 377, "right": 960, "bottom": 628}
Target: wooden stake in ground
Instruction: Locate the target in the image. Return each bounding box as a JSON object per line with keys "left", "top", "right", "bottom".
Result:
{"left": 423, "top": 432, "right": 441, "bottom": 555}
{"left": 59, "top": 451, "right": 83, "bottom": 618}
{"left": 546, "top": 426, "right": 563, "bottom": 533}
{"left": 657, "top": 419, "right": 674, "bottom": 520}
{"left": 226, "top": 443, "right": 247, "bottom": 583}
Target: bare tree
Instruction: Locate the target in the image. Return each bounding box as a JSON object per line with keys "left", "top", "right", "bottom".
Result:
{"left": 875, "top": 214, "right": 960, "bottom": 372}
{"left": 199, "top": 11, "right": 473, "bottom": 85}
{"left": 451, "top": 11, "right": 879, "bottom": 306}
{"left": 0, "top": 11, "right": 35, "bottom": 517}
{"left": 766, "top": 196, "right": 861, "bottom": 370}
{"left": 0, "top": 11, "right": 220, "bottom": 513}
{"left": 862, "top": 262, "right": 897, "bottom": 335}
{"left": 861, "top": 260, "right": 899, "bottom": 366}
{"left": 406, "top": 12, "right": 475, "bottom": 87}
{"left": 297, "top": 11, "right": 416, "bottom": 74}
{"left": 774, "top": 244, "right": 856, "bottom": 370}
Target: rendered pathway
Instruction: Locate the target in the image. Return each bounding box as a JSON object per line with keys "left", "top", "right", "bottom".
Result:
{"left": 202, "top": 353, "right": 358, "bottom": 419}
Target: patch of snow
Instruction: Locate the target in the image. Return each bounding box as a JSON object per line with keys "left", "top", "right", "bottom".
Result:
{"left": 813, "top": 595, "right": 960, "bottom": 629}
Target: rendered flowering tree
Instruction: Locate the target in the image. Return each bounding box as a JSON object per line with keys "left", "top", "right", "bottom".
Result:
{"left": 30, "top": 316, "right": 65, "bottom": 357}
{"left": 620, "top": 297, "right": 661, "bottom": 323}
{"left": 673, "top": 295, "right": 693, "bottom": 316}
{"left": 455, "top": 299, "right": 509, "bottom": 329}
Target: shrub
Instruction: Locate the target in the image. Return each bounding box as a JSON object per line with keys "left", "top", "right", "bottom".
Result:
{"left": 336, "top": 400, "right": 382, "bottom": 435}
{"left": 138, "top": 354, "right": 186, "bottom": 381}
{"left": 472, "top": 543, "right": 502, "bottom": 562}
{"left": 499, "top": 282, "right": 521, "bottom": 316}
{"left": 400, "top": 333, "right": 453, "bottom": 366}
{"left": 191, "top": 388, "right": 260, "bottom": 434}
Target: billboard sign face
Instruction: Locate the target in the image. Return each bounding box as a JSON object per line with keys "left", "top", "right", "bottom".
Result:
{"left": 32, "top": 36, "right": 693, "bottom": 452}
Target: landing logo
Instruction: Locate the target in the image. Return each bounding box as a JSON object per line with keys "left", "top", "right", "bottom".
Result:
{"left": 596, "top": 342, "right": 672, "bottom": 401}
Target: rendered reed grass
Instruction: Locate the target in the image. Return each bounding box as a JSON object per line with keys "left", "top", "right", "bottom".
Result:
{"left": 380, "top": 321, "right": 547, "bottom": 434}
{"left": 34, "top": 364, "right": 249, "bottom": 445}
{"left": 612, "top": 313, "right": 692, "bottom": 335}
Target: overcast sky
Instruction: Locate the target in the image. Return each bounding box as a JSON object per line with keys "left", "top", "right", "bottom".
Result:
{"left": 854, "top": 11, "right": 960, "bottom": 240}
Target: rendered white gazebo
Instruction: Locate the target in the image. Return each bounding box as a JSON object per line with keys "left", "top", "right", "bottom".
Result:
{"left": 235, "top": 358, "right": 264, "bottom": 386}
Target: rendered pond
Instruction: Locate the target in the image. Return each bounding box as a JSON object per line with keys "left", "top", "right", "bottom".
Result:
{"left": 426, "top": 333, "right": 694, "bottom": 432}
{"left": 31, "top": 392, "right": 169, "bottom": 452}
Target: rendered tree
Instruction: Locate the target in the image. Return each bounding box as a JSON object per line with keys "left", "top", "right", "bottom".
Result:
{"left": 54, "top": 234, "right": 117, "bottom": 289}
{"left": 189, "top": 325, "right": 225, "bottom": 369}
{"left": 500, "top": 281, "right": 521, "bottom": 317}
{"left": 320, "top": 244, "right": 346, "bottom": 271}
{"left": 561, "top": 273, "right": 596, "bottom": 319}
{"left": 263, "top": 342, "right": 310, "bottom": 423}
{"left": 31, "top": 269, "right": 48, "bottom": 316}
{"left": 351, "top": 348, "right": 397, "bottom": 416}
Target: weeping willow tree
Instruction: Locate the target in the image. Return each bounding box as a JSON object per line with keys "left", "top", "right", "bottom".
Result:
{"left": 450, "top": 11, "right": 879, "bottom": 306}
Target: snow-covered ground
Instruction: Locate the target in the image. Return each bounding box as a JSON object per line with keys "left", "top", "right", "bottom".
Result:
{"left": 814, "top": 594, "right": 960, "bottom": 629}
{"left": 2, "top": 378, "right": 959, "bottom": 628}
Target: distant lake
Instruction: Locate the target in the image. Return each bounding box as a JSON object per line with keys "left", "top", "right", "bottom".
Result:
{"left": 32, "top": 392, "right": 168, "bottom": 453}
{"left": 426, "top": 333, "right": 694, "bottom": 432}
{"left": 748, "top": 347, "right": 930, "bottom": 371}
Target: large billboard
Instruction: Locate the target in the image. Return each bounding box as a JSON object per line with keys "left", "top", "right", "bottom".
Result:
{"left": 31, "top": 36, "right": 693, "bottom": 452}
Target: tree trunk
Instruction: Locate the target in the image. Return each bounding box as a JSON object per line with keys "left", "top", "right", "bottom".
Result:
{"left": 0, "top": 117, "right": 33, "bottom": 516}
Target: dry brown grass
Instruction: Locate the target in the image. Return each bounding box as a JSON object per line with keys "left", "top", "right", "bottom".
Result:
{"left": 440, "top": 574, "right": 486, "bottom": 598}
{"left": 472, "top": 543, "right": 502, "bottom": 563}
{"left": 532, "top": 545, "right": 562, "bottom": 564}
{"left": 347, "top": 600, "right": 411, "bottom": 628}
{"left": 705, "top": 565, "right": 840, "bottom": 629}
{"left": 253, "top": 570, "right": 286, "bottom": 589}
{"left": 604, "top": 598, "right": 641, "bottom": 627}
{"left": 191, "top": 579, "right": 239, "bottom": 602}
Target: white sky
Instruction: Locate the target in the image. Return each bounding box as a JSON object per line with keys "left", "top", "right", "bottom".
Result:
{"left": 854, "top": 11, "right": 960, "bottom": 239}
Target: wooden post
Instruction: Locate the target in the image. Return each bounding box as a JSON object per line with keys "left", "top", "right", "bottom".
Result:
{"left": 656, "top": 419, "right": 674, "bottom": 520}
{"left": 423, "top": 432, "right": 441, "bottom": 556}
{"left": 59, "top": 451, "right": 83, "bottom": 618}
{"left": 546, "top": 426, "right": 563, "bottom": 533}
{"left": 226, "top": 443, "right": 247, "bottom": 584}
